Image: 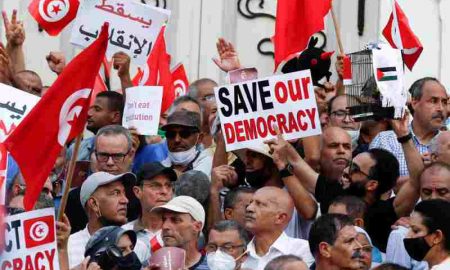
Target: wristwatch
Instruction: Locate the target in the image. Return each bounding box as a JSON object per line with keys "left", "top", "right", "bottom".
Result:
{"left": 279, "top": 163, "right": 294, "bottom": 178}
{"left": 397, "top": 133, "right": 412, "bottom": 144}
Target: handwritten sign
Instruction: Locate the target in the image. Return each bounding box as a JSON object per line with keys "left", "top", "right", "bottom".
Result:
{"left": 70, "top": 0, "right": 171, "bottom": 65}
{"left": 123, "top": 86, "right": 163, "bottom": 135}
{"left": 214, "top": 70, "right": 322, "bottom": 152}
{"left": 0, "top": 208, "right": 59, "bottom": 270}
{"left": 0, "top": 84, "right": 40, "bottom": 142}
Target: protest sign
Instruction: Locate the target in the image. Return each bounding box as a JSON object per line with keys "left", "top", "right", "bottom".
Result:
{"left": 123, "top": 86, "right": 163, "bottom": 135}
{"left": 215, "top": 70, "right": 322, "bottom": 152}
{"left": 0, "top": 84, "right": 40, "bottom": 204}
{"left": 0, "top": 84, "right": 40, "bottom": 142}
{"left": 70, "top": 0, "right": 171, "bottom": 65}
{"left": 0, "top": 208, "right": 59, "bottom": 270}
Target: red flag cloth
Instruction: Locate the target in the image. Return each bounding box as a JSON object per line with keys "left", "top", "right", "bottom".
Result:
{"left": 382, "top": 1, "right": 423, "bottom": 71}
{"left": 28, "top": 0, "right": 80, "bottom": 36}
{"left": 4, "top": 24, "right": 109, "bottom": 210}
{"left": 90, "top": 73, "right": 108, "bottom": 106}
{"left": 273, "top": 0, "right": 332, "bottom": 69}
{"left": 171, "top": 63, "right": 189, "bottom": 98}
{"left": 135, "top": 27, "right": 175, "bottom": 114}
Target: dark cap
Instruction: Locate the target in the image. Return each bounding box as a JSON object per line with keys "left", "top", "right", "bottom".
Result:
{"left": 137, "top": 162, "right": 178, "bottom": 185}
{"left": 161, "top": 111, "right": 201, "bottom": 131}
{"left": 84, "top": 226, "right": 137, "bottom": 258}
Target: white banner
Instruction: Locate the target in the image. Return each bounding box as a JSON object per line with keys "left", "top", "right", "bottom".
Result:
{"left": 123, "top": 86, "right": 163, "bottom": 135}
{"left": 70, "top": 0, "right": 171, "bottom": 65}
{"left": 214, "top": 70, "right": 322, "bottom": 152}
{"left": 0, "top": 208, "right": 59, "bottom": 270}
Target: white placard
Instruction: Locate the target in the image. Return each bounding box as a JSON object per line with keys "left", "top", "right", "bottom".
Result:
{"left": 70, "top": 0, "right": 171, "bottom": 65}
{"left": 214, "top": 70, "right": 322, "bottom": 152}
{"left": 123, "top": 86, "right": 163, "bottom": 135}
{"left": 0, "top": 208, "right": 59, "bottom": 270}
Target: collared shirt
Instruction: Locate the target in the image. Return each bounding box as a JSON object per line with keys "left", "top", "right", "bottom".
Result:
{"left": 68, "top": 225, "right": 151, "bottom": 268}
{"left": 431, "top": 257, "right": 450, "bottom": 270}
{"left": 386, "top": 226, "right": 429, "bottom": 270}
{"left": 122, "top": 218, "right": 163, "bottom": 253}
{"left": 369, "top": 123, "right": 436, "bottom": 176}
{"left": 242, "top": 232, "right": 315, "bottom": 270}
{"left": 66, "top": 136, "right": 95, "bottom": 161}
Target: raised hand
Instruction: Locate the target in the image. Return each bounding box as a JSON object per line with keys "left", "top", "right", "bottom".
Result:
{"left": 335, "top": 53, "right": 345, "bottom": 79}
{"left": 56, "top": 214, "right": 71, "bottom": 250}
{"left": 211, "top": 165, "right": 238, "bottom": 190}
{"left": 390, "top": 110, "right": 410, "bottom": 138}
{"left": 2, "top": 10, "right": 25, "bottom": 47}
{"left": 112, "top": 51, "right": 131, "bottom": 78}
{"left": 46, "top": 51, "right": 66, "bottom": 75}
{"left": 213, "top": 38, "right": 241, "bottom": 72}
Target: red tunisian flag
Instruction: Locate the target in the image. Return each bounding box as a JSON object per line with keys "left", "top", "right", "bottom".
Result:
{"left": 273, "top": 0, "right": 332, "bottom": 69}
{"left": 4, "top": 24, "right": 109, "bottom": 210}
{"left": 28, "top": 0, "right": 80, "bottom": 36}
{"left": 171, "top": 63, "right": 189, "bottom": 98}
{"left": 133, "top": 27, "right": 175, "bottom": 114}
{"left": 382, "top": 0, "right": 423, "bottom": 71}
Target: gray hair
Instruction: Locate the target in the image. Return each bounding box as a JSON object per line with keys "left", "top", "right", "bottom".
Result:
{"left": 167, "top": 96, "right": 204, "bottom": 123}
{"left": 409, "top": 77, "right": 442, "bottom": 100}
{"left": 264, "top": 255, "right": 304, "bottom": 270}
{"left": 188, "top": 78, "right": 218, "bottom": 100}
{"left": 211, "top": 220, "right": 250, "bottom": 246}
{"left": 95, "top": 125, "right": 132, "bottom": 152}
{"left": 430, "top": 133, "right": 441, "bottom": 155}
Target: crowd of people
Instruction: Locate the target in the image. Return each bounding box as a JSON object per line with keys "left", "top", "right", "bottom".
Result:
{"left": 1, "top": 7, "right": 450, "bottom": 270}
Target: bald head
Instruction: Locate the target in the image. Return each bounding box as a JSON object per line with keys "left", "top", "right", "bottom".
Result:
{"left": 319, "top": 127, "right": 352, "bottom": 180}
{"left": 245, "top": 187, "right": 294, "bottom": 233}
{"left": 431, "top": 131, "right": 450, "bottom": 164}
{"left": 322, "top": 127, "right": 351, "bottom": 147}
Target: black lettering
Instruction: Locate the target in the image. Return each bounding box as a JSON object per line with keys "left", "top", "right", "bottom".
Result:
{"left": 11, "top": 220, "right": 21, "bottom": 250}
{"left": 234, "top": 85, "right": 249, "bottom": 115}
{"left": 258, "top": 80, "right": 274, "bottom": 110}
{"left": 218, "top": 87, "right": 233, "bottom": 117}
{"left": 242, "top": 82, "right": 258, "bottom": 112}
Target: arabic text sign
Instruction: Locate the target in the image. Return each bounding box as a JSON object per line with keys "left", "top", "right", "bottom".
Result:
{"left": 123, "top": 86, "right": 163, "bottom": 135}
{"left": 1, "top": 208, "right": 59, "bottom": 270}
{"left": 0, "top": 83, "right": 40, "bottom": 142}
{"left": 215, "top": 70, "right": 322, "bottom": 152}
{"left": 70, "top": 0, "right": 171, "bottom": 65}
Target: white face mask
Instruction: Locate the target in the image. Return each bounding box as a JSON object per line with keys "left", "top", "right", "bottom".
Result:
{"left": 168, "top": 145, "right": 198, "bottom": 166}
{"left": 346, "top": 129, "right": 360, "bottom": 151}
{"left": 207, "top": 250, "right": 236, "bottom": 270}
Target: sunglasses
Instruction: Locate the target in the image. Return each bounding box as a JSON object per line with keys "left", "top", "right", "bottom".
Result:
{"left": 165, "top": 129, "right": 198, "bottom": 139}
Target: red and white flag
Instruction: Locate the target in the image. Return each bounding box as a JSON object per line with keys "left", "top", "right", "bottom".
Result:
{"left": 273, "top": 0, "right": 332, "bottom": 69}
{"left": 382, "top": 0, "right": 423, "bottom": 71}
{"left": 28, "top": 0, "right": 80, "bottom": 36}
{"left": 4, "top": 24, "right": 109, "bottom": 210}
{"left": 171, "top": 63, "right": 189, "bottom": 98}
{"left": 133, "top": 27, "right": 175, "bottom": 114}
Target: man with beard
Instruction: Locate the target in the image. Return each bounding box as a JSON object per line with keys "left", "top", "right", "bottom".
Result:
{"left": 370, "top": 77, "right": 447, "bottom": 177}
{"left": 67, "top": 172, "right": 149, "bottom": 268}
{"left": 309, "top": 214, "right": 365, "bottom": 270}
{"left": 269, "top": 126, "right": 422, "bottom": 252}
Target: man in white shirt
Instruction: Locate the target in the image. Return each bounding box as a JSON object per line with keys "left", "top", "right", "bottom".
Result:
{"left": 241, "top": 186, "right": 314, "bottom": 270}
{"left": 122, "top": 162, "right": 177, "bottom": 252}
{"left": 67, "top": 171, "right": 149, "bottom": 268}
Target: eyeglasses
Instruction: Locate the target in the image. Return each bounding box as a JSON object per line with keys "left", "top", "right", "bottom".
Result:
{"left": 331, "top": 110, "right": 353, "bottom": 120}
{"left": 349, "top": 161, "right": 371, "bottom": 178}
{"left": 165, "top": 129, "right": 198, "bottom": 139}
{"left": 205, "top": 243, "right": 245, "bottom": 254}
{"left": 95, "top": 151, "right": 129, "bottom": 163}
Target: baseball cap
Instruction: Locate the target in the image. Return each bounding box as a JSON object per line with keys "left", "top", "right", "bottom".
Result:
{"left": 151, "top": 196, "right": 205, "bottom": 229}
{"left": 234, "top": 144, "right": 272, "bottom": 162}
{"left": 137, "top": 162, "right": 177, "bottom": 185}
{"left": 80, "top": 171, "right": 136, "bottom": 206}
{"left": 84, "top": 226, "right": 137, "bottom": 258}
{"left": 161, "top": 111, "right": 201, "bottom": 132}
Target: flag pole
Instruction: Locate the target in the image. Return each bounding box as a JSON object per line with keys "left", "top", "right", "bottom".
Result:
{"left": 57, "top": 133, "right": 83, "bottom": 221}
{"left": 331, "top": 4, "right": 345, "bottom": 55}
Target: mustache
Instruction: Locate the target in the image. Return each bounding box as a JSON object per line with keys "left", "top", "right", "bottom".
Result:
{"left": 351, "top": 250, "right": 363, "bottom": 259}
{"left": 432, "top": 112, "right": 445, "bottom": 120}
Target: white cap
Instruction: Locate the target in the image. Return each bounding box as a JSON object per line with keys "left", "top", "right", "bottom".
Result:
{"left": 151, "top": 196, "right": 205, "bottom": 229}
{"left": 80, "top": 171, "right": 136, "bottom": 206}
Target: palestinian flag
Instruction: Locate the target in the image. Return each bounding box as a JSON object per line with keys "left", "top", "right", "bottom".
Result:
{"left": 377, "top": 67, "right": 397, "bottom": 82}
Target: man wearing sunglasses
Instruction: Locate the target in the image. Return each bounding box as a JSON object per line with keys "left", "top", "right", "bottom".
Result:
{"left": 161, "top": 110, "right": 212, "bottom": 177}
